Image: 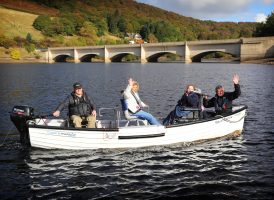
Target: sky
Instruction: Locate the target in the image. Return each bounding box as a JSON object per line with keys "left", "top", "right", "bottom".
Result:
{"left": 136, "top": 0, "right": 274, "bottom": 22}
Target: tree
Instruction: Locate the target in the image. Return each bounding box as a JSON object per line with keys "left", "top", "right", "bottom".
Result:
{"left": 43, "top": 23, "right": 58, "bottom": 37}
{"left": 148, "top": 33, "right": 158, "bottom": 43}
{"left": 25, "top": 43, "right": 36, "bottom": 53}
{"left": 207, "top": 32, "right": 219, "bottom": 40}
{"left": 254, "top": 11, "right": 274, "bottom": 36}
{"left": 33, "top": 15, "right": 51, "bottom": 31}
{"left": 33, "top": 14, "right": 76, "bottom": 36}
{"left": 239, "top": 28, "right": 252, "bottom": 38}
{"left": 140, "top": 21, "right": 183, "bottom": 42}
{"left": 140, "top": 23, "right": 152, "bottom": 41}
{"left": 79, "top": 21, "right": 98, "bottom": 43}
{"left": 61, "top": 12, "right": 85, "bottom": 33}
{"left": 92, "top": 18, "right": 108, "bottom": 36}
{"left": 46, "top": 18, "right": 64, "bottom": 36}
{"left": 131, "top": 21, "right": 141, "bottom": 33}
{"left": 107, "top": 15, "right": 118, "bottom": 34}
{"left": 27, "top": 0, "right": 258, "bottom": 45}
{"left": 79, "top": 22, "right": 98, "bottom": 37}
{"left": 59, "top": 18, "right": 76, "bottom": 35}
{"left": 117, "top": 18, "right": 126, "bottom": 33}
{"left": 26, "top": 33, "right": 33, "bottom": 43}
{"left": 124, "top": 22, "right": 132, "bottom": 33}
{"left": 106, "top": 10, "right": 121, "bottom": 34}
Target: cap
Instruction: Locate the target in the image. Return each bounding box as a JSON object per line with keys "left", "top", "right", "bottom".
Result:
{"left": 73, "top": 82, "right": 82, "bottom": 89}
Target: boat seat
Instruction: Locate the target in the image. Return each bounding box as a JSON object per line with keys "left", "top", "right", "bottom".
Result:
{"left": 175, "top": 93, "right": 204, "bottom": 123}
{"left": 120, "top": 99, "right": 147, "bottom": 127}
{"left": 176, "top": 108, "right": 200, "bottom": 121}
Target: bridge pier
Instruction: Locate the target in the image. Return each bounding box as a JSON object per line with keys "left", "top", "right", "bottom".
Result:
{"left": 184, "top": 42, "right": 192, "bottom": 63}
{"left": 104, "top": 46, "right": 111, "bottom": 63}
{"left": 141, "top": 44, "right": 147, "bottom": 63}
{"left": 74, "top": 48, "right": 80, "bottom": 63}
{"left": 48, "top": 49, "right": 54, "bottom": 63}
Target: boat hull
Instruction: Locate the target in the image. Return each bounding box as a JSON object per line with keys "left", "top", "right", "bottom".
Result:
{"left": 27, "top": 106, "right": 247, "bottom": 149}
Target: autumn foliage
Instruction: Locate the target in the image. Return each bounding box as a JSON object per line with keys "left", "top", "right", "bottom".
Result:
{"left": 0, "top": 0, "right": 272, "bottom": 48}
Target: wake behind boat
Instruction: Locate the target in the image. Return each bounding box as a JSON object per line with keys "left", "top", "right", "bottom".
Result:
{"left": 10, "top": 105, "right": 247, "bottom": 150}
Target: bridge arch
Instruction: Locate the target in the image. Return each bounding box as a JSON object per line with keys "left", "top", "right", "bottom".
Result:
{"left": 191, "top": 51, "right": 237, "bottom": 62}
{"left": 147, "top": 52, "right": 181, "bottom": 62}
{"left": 54, "top": 54, "right": 71, "bottom": 62}
{"left": 111, "top": 53, "right": 140, "bottom": 62}
{"left": 80, "top": 54, "right": 103, "bottom": 62}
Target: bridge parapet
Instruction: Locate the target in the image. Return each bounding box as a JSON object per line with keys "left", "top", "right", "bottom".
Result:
{"left": 44, "top": 37, "right": 274, "bottom": 63}
{"left": 188, "top": 39, "right": 241, "bottom": 45}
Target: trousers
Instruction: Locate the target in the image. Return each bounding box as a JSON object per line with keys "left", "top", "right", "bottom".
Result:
{"left": 70, "top": 115, "right": 96, "bottom": 128}
{"left": 132, "top": 110, "right": 161, "bottom": 125}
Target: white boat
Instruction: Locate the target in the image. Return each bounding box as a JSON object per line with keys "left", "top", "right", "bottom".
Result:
{"left": 10, "top": 105, "right": 247, "bottom": 150}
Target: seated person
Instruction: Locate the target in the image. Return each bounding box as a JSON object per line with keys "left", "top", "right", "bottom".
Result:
{"left": 52, "top": 82, "right": 96, "bottom": 128}
{"left": 163, "top": 84, "right": 200, "bottom": 125}
{"left": 120, "top": 90, "right": 138, "bottom": 120}
{"left": 122, "top": 78, "right": 161, "bottom": 125}
{"left": 203, "top": 74, "right": 241, "bottom": 115}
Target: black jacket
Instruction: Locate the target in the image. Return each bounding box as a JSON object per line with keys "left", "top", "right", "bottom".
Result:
{"left": 177, "top": 91, "right": 200, "bottom": 108}
{"left": 204, "top": 84, "right": 241, "bottom": 114}
{"left": 56, "top": 91, "right": 96, "bottom": 117}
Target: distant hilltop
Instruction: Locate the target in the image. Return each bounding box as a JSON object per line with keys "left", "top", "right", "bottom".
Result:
{"left": 0, "top": 0, "right": 258, "bottom": 48}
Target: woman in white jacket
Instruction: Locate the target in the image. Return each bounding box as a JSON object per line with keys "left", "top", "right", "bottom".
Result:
{"left": 123, "top": 78, "right": 161, "bottom": 125}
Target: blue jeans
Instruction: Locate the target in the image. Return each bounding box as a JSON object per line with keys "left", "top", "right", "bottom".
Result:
{"left": 162, "top": 106, "right": 191, "bottom": 125}
{"left": 133, "top": 110, "right": 161, "bottom": 125}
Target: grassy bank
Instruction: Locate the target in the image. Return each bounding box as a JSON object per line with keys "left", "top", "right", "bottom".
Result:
{"left": 0, "top": 6, "right": 44, "bottom": 40}
{"left": 0, "top": 47, "right": 44, "bottom": 63}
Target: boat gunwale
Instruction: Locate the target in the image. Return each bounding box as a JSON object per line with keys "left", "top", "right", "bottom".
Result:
{"left": 27, "top": 105, "right": 247, "bottom": 131}
{"left": 166, "top": 105, "right": 247, "bottom": 128}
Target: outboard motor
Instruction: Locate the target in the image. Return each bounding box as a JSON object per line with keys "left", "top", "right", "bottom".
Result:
{"left": 10, "top": 105, "right": 34, "bottom": 146}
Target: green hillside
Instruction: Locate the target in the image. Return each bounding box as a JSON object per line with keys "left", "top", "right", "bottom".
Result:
{"left": 0, "top": 6, "right": 44, "bottom": 40}
{"left": 1, "top": 0, "right": 272, "bottom": 53}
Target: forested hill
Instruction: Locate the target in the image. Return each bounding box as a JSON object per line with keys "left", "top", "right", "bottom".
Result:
{"left": 0, "top": 0, "right": 258, "bottom": 48}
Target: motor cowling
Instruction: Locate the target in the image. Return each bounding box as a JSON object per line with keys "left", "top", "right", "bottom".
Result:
{"left": 10, "top": 105, "right": 34, "bottom": 145}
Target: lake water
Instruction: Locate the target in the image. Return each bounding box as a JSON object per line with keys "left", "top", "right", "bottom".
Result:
{"left": 0, "top": 62, "right": 274, "bottom": 199}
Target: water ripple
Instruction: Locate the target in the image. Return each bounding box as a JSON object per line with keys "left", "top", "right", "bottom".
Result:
{"left": 1, "top": 63, "right": 274, "bottom": 199}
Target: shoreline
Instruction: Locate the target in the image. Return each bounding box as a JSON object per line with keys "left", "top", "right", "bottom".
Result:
{"left": 240, "top": 58, "right": 274, "bottom": 65}
{"left": 0, "top": 58, "right": 47, "bottom": 64}
{"left": 0, "top": 58, "right": 273, "bottom": 65}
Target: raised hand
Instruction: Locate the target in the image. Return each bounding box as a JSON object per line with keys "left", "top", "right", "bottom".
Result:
{"left": 128, "top": 78, "right": 134, "bottom": 86}
{"left": 232, "top": 74, "right": 239, "bottom": 84}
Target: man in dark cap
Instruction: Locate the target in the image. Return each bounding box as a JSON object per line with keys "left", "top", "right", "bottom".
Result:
{"left": 203, "top": 74, "right": 241, "bottom": 115}
{"left": 53, "top": 82, "right": 96, "bottom": 128}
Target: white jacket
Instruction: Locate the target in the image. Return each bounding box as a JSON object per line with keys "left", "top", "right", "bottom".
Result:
{"left": 123, "top": 84, "right": 146, "bottom": 113}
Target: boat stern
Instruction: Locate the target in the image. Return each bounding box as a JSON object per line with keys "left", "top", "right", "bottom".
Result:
{"left": 10, "top": 105, "right": 34, "bottom": 146}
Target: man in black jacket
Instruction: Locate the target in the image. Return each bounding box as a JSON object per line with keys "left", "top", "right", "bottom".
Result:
{"left": 204, "top": 74, "right": 241, "bottom": 115}
{"left": 53, "top": 82, "right": 96, "bottom": 128}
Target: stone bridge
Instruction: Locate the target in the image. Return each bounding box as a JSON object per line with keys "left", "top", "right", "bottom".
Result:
{"left": 40, "top": 36, "right": 274, "bottom": 63}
